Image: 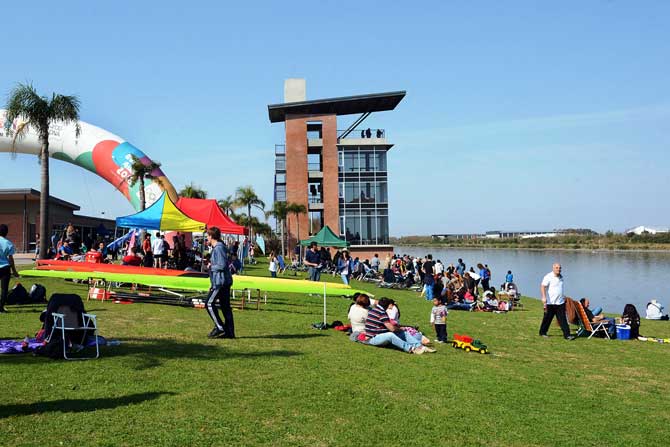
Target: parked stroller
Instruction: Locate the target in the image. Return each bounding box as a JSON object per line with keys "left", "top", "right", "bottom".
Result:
{"left": 501, "top": 282, "right": 522, "bottom": 309}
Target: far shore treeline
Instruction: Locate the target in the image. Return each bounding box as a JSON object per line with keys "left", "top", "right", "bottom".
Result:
{"left": 392, "top": 232, "right": 670, "bottom": 251}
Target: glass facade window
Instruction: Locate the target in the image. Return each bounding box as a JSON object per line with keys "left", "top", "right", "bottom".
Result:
{"left": 309, "top": 211, "right": 323, "bottom": 235}
{"left": 337, "top": 145, "right": 390, "bottom": 245}
{"left": 342, "top": 152, "right": 358, "bottom": 172}
{"left": 275, "top": 173, "right": 286, "bottom": 184}
{"left": 374, "top": 151, "right": 387, "bottom": 171}
{"left": 307, "top": 153, "right": 321, "bottom": 171}
{"left": 275, "top": 184, "right": 286, "bottom": 202}
{"left": 338, "top": 146, "right": 387, "bottom": 173}
{"left": 343, "top": 181, "right": 386, "bottom": 205}
{"left": 341, "top": 210, "right": 389, "bottom": 245}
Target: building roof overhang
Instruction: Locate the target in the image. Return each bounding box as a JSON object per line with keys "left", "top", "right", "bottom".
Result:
{"left": 268, "top": 91, "right": 406, "bottom": 123}
{"left": 0, "top": 188, "right": 80, "bottom": 210}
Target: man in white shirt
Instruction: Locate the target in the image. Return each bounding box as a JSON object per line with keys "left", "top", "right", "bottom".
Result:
{"left": 539, "top": 263, "right": 574, "bottom": 340}
{"left": 151, "top": 232, "right": 165, "bottom": 268}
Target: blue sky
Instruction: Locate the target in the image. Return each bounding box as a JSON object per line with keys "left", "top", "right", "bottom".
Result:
{"left": 1, "top": 1, "right": 668, "bottom": 235}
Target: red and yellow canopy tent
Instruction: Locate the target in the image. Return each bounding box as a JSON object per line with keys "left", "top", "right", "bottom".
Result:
{"left": 175, "top": 198, "right": 246, "bottom": 235}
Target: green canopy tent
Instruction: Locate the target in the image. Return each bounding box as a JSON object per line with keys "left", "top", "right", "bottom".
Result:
{"left": 300, "top": 225, "right": 349, "bottom": 325}
{"left": 300, "top": 225, "right": 349, "bottom": 248}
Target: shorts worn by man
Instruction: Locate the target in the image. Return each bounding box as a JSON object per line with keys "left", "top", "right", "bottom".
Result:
{"left": 0, "top": 224, "right": 20, "bottom": 313}
{"left": 304, "top": 242, "right": 322, "bottom": 281}
{"left": 539, "top": 263, "right": 573, "bottom": 340}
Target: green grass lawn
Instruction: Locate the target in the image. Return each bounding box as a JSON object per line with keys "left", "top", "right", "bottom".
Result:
{"left": 1, "top": 261, "right": 669, "bottom": 446}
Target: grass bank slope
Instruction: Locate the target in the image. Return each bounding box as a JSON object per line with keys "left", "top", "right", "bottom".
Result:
{"left": 1, "top": 262, "right": 669, "bottom": 446}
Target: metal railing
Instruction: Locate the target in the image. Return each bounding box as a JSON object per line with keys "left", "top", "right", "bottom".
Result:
{"left": 308, "top": 195, "right": 322, "bottom": 204}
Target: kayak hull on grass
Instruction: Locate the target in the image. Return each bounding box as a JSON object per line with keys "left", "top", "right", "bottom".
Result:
{"left": 20, "top": 269, "right": 363, "bottom": 297}
{"left": 35, "top": 260, "right": 351, "bottom": 289}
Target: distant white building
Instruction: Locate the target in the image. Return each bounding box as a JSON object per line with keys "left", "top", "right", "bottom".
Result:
{"left": 625, "top": 226, "right": 670, "bottom": 235}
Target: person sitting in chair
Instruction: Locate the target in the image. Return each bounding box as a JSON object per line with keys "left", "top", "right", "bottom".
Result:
{"left": 580, "top": 298, "right": 615, "bottom": 336}
{"left": 58, "top": 241, "right": 73, "bottom": 260}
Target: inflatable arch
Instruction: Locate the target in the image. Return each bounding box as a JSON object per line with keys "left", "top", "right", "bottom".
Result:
{"left": 0, "top": 110, "right": 177, "bottom": 211}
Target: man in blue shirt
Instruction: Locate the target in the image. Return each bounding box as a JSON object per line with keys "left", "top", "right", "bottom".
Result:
{"left": 0, "top": 224, "right": 20, "bottom": 313}
{"left": 456, "top": 258, "right": 466, "bottom": 276}
{"left": 303, "top": 242, "right": 322, "bottom": 281}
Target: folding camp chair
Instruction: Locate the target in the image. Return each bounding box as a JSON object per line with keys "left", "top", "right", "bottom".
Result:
{"left": 45, "top": 294, "right": 100, "bottom": 360}
{"left": 575, "top": 302, "right": 611, "bottom": 340}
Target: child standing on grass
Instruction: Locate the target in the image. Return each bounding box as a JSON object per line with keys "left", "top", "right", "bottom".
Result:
{"left": 430, "top": 297, "right": 448, "bottom": 343}
{"left": 269, "top": 254, "right": 278, "bottom": 278}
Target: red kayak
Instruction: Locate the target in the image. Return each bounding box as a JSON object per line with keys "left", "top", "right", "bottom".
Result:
{"left": 35, "top": 260, "right": 207, "bottom": 277}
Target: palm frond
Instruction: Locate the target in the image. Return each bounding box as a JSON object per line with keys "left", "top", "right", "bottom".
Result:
{"left": 49, "top": 93, "right": 81, "bottom": 137}
{"left": 9, "top": 120, "right": 31, "bottom": 159}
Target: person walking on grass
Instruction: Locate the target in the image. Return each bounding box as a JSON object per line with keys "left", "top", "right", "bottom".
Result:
{"left": 539, "top": 263, "right": 574, "bottom": 340}
{"left": 205, "top": 227, "right": 235, "bottom": 339}
{"left": 0, "top": 224, "right": 20, "bottom": 313}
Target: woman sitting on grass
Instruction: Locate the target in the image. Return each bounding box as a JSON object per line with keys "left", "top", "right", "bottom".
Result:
{"left": 357, "top": 297, "right": 435, "bottom": 354}
{"left": 620, "top": 304, "right": 641, "bottom": 339}
{"left": 348, "top": 293, "right": 370, "bottom": 342}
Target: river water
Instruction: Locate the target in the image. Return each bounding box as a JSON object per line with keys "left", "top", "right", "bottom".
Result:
{"left": 397, "top": 246, "right": 670, "bottom": 313}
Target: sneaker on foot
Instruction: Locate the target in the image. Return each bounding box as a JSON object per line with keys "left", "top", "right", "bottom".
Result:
{"left": 565, "top": 335, "right": 576, "bottom": 341}
{"left": 412, "top": 346, "right": 427, "bottom": 355}
{"left": 208, "top": 329, "right": 225, "bottom": 339}
{"left": 540, "top": 334, "right": 549, "bottom": 338}
{"left": 423, "top": 346, "right": 437, "bottom": 353}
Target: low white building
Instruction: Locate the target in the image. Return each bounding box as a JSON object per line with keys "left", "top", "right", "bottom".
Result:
{"left": 625, "top": 226, "right": 670, "bottom": 235}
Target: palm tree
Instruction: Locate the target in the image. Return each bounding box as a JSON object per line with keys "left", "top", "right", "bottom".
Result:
{"left": 265, "top": 201, "right": 288, "bottom": 256}
{"left": 128, "top": 155, "right": 163, "bottom": 210}
{"left": 217, "top": 195, "right": 235, "bottom": 215}
{"left": 179, "top": 182, "right": 207, "bottom": 199}
{"left": 5, "top": 83, "right": 81, "bottom": 260}
{"left": 234, "top": 186, "right": 265, "bottom": 239}
{"left": 287, "top": 202, "right": 307, "bottom": 250}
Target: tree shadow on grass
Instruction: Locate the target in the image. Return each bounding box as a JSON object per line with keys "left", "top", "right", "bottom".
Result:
{"left": 261, "top": 308, "right": 324, "bottom": 316}
{"left": 0, "top": 391, "right": 174, "bottom": 419}
{"left": 0, "top": 338, "right": 303, "bottom": 370}
{"left": 239, "top": 333, "right": 326, "bottom": 340}
{"left": 103, "top": 337, "right": 303, "bottom": 370}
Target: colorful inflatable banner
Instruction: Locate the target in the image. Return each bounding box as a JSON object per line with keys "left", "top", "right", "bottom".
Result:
{"left": 0, "top": 109, "right": 177, "bottom": 211}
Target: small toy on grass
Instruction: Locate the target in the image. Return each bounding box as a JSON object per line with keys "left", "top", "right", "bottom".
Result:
{"left": 451, "top": 333, "right": 489, "bottom": 354}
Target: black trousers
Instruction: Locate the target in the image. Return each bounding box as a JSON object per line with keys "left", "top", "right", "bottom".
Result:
{"left": 539, "top": 303, "right": 571, "bottom": 338}
{"left": 481, "top": 279, "right": 490, "bottom": 291}
{"left": 435, "top": 324, "right": 447, "bottom": 342}
{"left": 0, "top": 266, "right": 10, "bottom": 310}
{"left": 206, "top": 284, "right": 235, "bottom": 337}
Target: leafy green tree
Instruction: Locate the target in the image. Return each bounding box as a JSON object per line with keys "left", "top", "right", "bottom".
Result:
{"left": 129, "top": 155, "right": 163, "bottom": 210}
{"left": 266, "top": 201, "right": 288, "bottom": 256}
{"left": 179, "top": 183, "right": 207, "bottom": 199}
{"left": 4, "top": 83, "right": 81, "bottom": 259}
{"left": 234, "top": 186, "right": 265, "bottom": 238}
{"left": 217, "top": 195, "right": 235, "bottom": 215}
{"left": 287, "top": 202, "right": 307, "bottom": 247}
